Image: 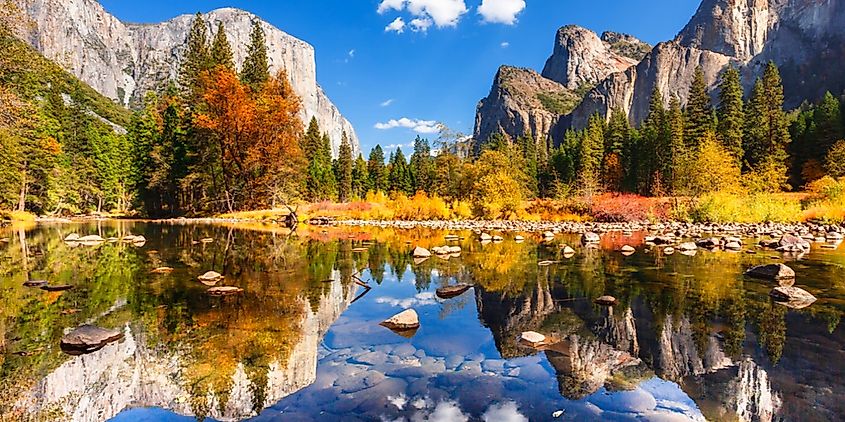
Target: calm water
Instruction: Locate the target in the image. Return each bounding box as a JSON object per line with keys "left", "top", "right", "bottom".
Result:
{"left": 0, "top": 221, "right": 844, "bottom": 422}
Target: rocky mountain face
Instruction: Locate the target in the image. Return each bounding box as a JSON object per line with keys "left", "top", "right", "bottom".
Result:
{"left": 474, "top": 26, "right": 648, "bottom": 145}
{"left": 477, "top": 0, "right": 845, "bottom": 145}
{"left": 15, "top": 0, "right": 359, "bottom": 156}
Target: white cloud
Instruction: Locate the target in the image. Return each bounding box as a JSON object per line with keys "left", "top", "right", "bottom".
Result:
{"left": 482, "top": 402, "right": 528, "bottom": 422}
{"left": 380, "top": 99, "right": 395, "bottom": 107}
{"left": 378, "top": 0, "right": 406, "bottom": 14}
{"left": 384, "top": 141, "right": 415, "bottom": 150}
{"left": 375, "top": 117, "right": 441, "bottom": 134}
{"left": 348, "top": 49, "right": 356, "bottom": 58}
{"left": 385, "top": 17, "right": 406, "bottom": 33}
{"left": 478, "top": 0, "right": 526, "bottom": 24}
{"left": 500, "top": 41, "right": 510, "bottom": 48}
{"left": 410, "top": 17, "right": 433, "bottom": 32}
{"left": 379, "top": 0, "right": 467, "bottom": 31}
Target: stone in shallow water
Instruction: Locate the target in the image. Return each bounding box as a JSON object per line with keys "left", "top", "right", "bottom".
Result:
{"left": 745, "top": 263, "right": 795, "bottom": 280}
{"left": 206, "top": 286, "right": 243, "bottom": 296}
{"left": 392, "top": 343, "right": 417, "bottom": 358}
{"left": 352, "top": 350, "right": 388, "bottom": 366}
{"left": 435, "top": 284, "right": 472, "bottom": 299}
{"left": 381, "top": 309, "right": 420, "bottom": 330}
{"left": 770, "top": 286, "right": 816, "bottom": 309}
{"left": 412, "top": 246, "right": 431, "bottom": 258}
{"left": 594, "top": 295, "right": 617, "bottom": 306}
{"left": 520, "top": 331, "right": 546, "bottom": 347}
{"left": 197, "top": 271, "right": 223, "bottom": 285}
{"left": 60, "top": 325, "right": 123, "bottom": 355}
{"left": 23, "top": 280, "right": 48, "bottom": 288}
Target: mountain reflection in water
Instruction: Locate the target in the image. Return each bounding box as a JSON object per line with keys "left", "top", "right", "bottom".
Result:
{"left": 0, "top": 222, "right": 842, "bottom": 421}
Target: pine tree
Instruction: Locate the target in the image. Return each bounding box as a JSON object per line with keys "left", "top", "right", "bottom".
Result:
{"left": 744, "top": 79, "right": 767, "bottom": 170}
{"left": 578, "top": 113, "right": 605, "bottom": 195}
{"left": 761, "top": 62, "right": 791, "bottom": 165}
{"left": 813, "top": 91, "right": 843, "bottom": 154}
{"left": 517, "top": 133, "right": 538, "bottom": 194}
{"left": 368, "top": 145, "right": 386, "bottom": 193}
{"left": 240, "top": 20, "right": 270, "bottom": 90}
{"left": 209, "top": 21, "right": 235, "bottom": 70}
{"left": 389, "top": 148, "right": 413, "bottom": 195}
{"left": 335, "top": 131, "right": 353, "bottom": 201}
{"left": 410, "top": 136, "right": 433, "bottom": 193}
{"left": 178, "top": 13, "right": 210, "bottom": 98}
{"left": 684, "top": 66, "right": 713, "bottom": 151}
{"left": 667, "top": 96, "right": 687, "bottom": 193}
{"left": 306, "top": 131, "right": 336, "bottom": 201}
{"left": 716, "top": 66, "right": 745, "bottom": 162}
{"left": 639, "top": 87, "right": 666, "bottom": 195}
{"left": 303, "top": 117, "right": 322, "bottom": 162}
{"left": 352, "top": 154, "right": 371, "bottom": 197}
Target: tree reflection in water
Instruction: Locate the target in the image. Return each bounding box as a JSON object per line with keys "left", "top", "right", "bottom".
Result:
{"left": 0, "top": 222, "right": 842, "bottom": 421}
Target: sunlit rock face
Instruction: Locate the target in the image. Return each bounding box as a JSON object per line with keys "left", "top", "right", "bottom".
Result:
{"left": 571, "top": 0, "right": 845, "bottom": 128}
{"left": 15, "top": 0, "right": 359, "bottom": 156}
{"left": 655, "top": 316, "right": 733, "bottom": 381}
{"left": 593, "top": 306, "right": 640, "bottom": 356}
{"left": 14, "top": 278, "right": 356, "bottom": 421}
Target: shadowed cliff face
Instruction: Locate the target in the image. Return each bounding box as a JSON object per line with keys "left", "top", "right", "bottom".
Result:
{"left": 14, "top": 0, "right": 359, "bottom": 156}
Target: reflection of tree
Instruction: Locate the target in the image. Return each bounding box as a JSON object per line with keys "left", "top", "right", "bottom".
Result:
{"left": 753, "top": 302, "right": 786, "bottom": 365}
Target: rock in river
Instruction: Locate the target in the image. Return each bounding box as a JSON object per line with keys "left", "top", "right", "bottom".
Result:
{"left": 412, "top": 246, "right": 431, "bottom": 258}
{"left": 60, "top": 325, "right": 124, "bottom": 355}
{"left": 23, "top": 280, "right": 48, "bottom": 288}
{"left": 745, "top": 264, "right": 795, "bottom": 280}
{"left": 520, "top": 331, "right": 546, "bottom": 347}
{"left": 769, "top": 286, "right": 816, "bottom": 309}
{"left": 435, "top": 284, "right": 472, "bottom": 299}
{"left": 197, "top": 271, "right": 224, "bottom": 285}
{"left": 380, "top": 309, "right": 420, "bottom": 330}
{"left": 581, "top": 232, "right": 600, "bottom": 244}
{"left": 151, "top": 266, "right": 174, "bottom": 274}
{"left": 207, "top": 286, "right": 244, "bottom": 296}
{"left": 594, "top": 295, "right": 617, "bottom": 306}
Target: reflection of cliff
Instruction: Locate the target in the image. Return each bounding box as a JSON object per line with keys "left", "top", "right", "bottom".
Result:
{"left": 593, "top": 306, "right": 639, "bottom": 356}
{"left": 16, "top": 278, "right": 356, "bottom": 421}
{"left": 545, "top": 334, "right": 641, "bottom": 399}
{"left": 655, "top": 316, "right": 732, "bottom": 381}
{"left": 475, "top": 281, "right": 556, "bottom": 358}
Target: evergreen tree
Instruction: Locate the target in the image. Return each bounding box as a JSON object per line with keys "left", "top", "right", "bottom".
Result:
{"left": 410, "top": 136, "right": 433, "bottom": 193}
{"left": 667, "top": 96, "right": 687, "bottom": 194}
{"left": 178, "top": 13, "right": 210, "bottom": 98}
{"left": 745, "top": 62, "right": 791, "bottom": 175}
{"left": 517, "top": 133, "right": 538, "bottom": 194}
{"left": 240, "top": 20, "right": 270, "bottom": 90}
{"left": 762, "top": 62, "right": 791, "bottom": 165}
{"left": 744, "top": 79, "right": 768, "bottom": 170}
{"left": 578, "top": 113, "right": 605, "bottom": 194}
{"left": 302, "top": 117, "right": 322, "bottom": 162}
{"left": 638, "top": 87, "right": 667, "bottom": 195}
{"left": 368, "top": 145, "right": 387, "bottom": 193}
{"left": 813, "top": 91, "right": 843, "bottom": 154}
{"left": 684, "top": 66, "right": 713, "bottom": 151}
{"left": 209, "top": 21, "right": 235, "bottom": 70}
{"left": 352, "top": 154, "right": 371, "bottom": 198}
{"left": 335, "top": 131, "right": 353, "bottom": 201}
{"left": 716, "top": 66, "right": 745, "bottom": 162}
{"left": 389, "top": 148, "right": 413, "bottom": 195}
{"left": 306, "top": 132, "right": 336, "bottom": 201}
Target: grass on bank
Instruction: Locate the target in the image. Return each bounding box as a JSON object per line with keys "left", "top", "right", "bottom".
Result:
{"left": 0, "top": 210, "right": 36, "bottom": 222}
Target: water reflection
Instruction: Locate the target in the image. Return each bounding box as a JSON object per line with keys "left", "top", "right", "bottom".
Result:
{"left": 0, "top": 222, "right": 843, "bottom": 421}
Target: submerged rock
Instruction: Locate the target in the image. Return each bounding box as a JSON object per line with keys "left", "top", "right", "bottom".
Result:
{"left": 435, "top": 284, "right": 472, "bottom": 299}
{"left": 776, "top": 234, "right": 811, "bottom": 252}
{"left": 77, "top": 235, "right": 104, "bottom": 242}
{"left": 60, "top": 325, "right": 123, "bottom": 355}
{"left": 594, "top": 295, "right": 617, "bottom": 306}
{"left": 745, "top": 264, "right": 795, "bottom": 280}
{"left": 380, "top": 309, "right": 420, "bottom": 330}
{"left": 40, "top": 284, "right": 74, "bottom": 292}
{"left": 207, "top": 286, "right": 244, "bottom": 296}
{"left": 64, "top": 233, "right": 80, "bottom": 242}
{"left": 151, "top": 267, "right": 174, "bottom": 274}
{"left": 23, "top": 280, "right": 48, "bottom": 288}
{"left": 678, "top": 242, "right": 698, "bottom": 251}
{"left": 769, "top": 286, "right": 816, "bottom": 309}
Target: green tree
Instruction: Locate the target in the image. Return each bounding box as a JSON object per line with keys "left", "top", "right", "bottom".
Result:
{"left": 516, "top": 133, "right": 538, "bottom": 194}
{"left": 305, "top": 132, "right": 336, "bottom": 201}
{"left": 178, "top": 13, "right": 210, "bottom": 98}
{"left": 240, "top": 20, "right": 270, "bottom": 90}
{"left": 684, "top": 66, "right": 713, "bottom": 151}
{"left": 716, "top": 66, "right": 745, "bottom": 162}
{"left": 410, "top": 136, "right": 433, "bottom": 193}
{"left": 368, "top": 145, "right": 387, "bottom": 193}
{"left": 744, "top": 62, "right": 791, "bottom": 187}
{"left": 666, "top": 96, "right": 687, "bottom": 194}
{"left": 334, "top": 132, "right": 353, "bottom": 201}
{"left": 352, "top": 154, "right": 371, "bottom": 198}
{"left": 209, "top": 21, "right": 235, "bottom": 71}
{"left": 825, "top": 140, "right": 845, "bottom": 178}
{"left": 389, "top": 148, "right": 413, "bottom": 195}
{"left": 578, "top": 113, "right": 605, "bottom": 195}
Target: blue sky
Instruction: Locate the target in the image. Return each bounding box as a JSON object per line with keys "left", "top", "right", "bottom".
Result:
{"left": 99, "top": 0, "right": 702, "bottom": 155}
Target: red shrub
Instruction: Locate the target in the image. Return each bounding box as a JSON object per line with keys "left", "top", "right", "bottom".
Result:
{"left": 589, "top": 194, "right": 668, "bottom": 222}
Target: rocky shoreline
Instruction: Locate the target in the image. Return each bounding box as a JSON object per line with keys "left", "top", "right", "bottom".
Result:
{"left": 336, "top": 219, "right": 845, "bottom": 240}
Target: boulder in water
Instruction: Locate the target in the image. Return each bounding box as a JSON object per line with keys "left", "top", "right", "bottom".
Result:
{"left": 151, "top": 267, "right": 174, "bottom": 274}
{"left": 777, "top": 234, "right": 811, "bottom": 252}
{"left": 23, "top": 280, "right": 48, "bottom": 288}
{"left": 436, "top": 284, "right": 472, "bottom": 299}
{"left": 594, "top": 295, "right": 617, "bottom": 306}
{"left": 520, "top": 331, "right": 546, "bottom": 347}
{"left": 380, "top": 309, "right": 420, "bottom": 330}
{"left": 412, "top": 246, "right": 432, "bottom": 258}
{"left": 207, "top": 286, "right": 243, "bottom": 296}
{"left": 197, "top": 271, "right": 224, "bottom": 285}
{"left": 77, "top": 235, "right": 104, "bottom": 242}
{"left": 581, "top": 232, "right": 600, "bottom": 244}
{"left": 769, "top": 286, "right": 816, "bottom": 309}
{"left": 745, "top": 264, "right": 795, "bottom": 280}
{"left": 60, "top": 325, "right": 123, "bottom": 355}
{"left": 64, "top": 233, "right": 80, "bottom": 242}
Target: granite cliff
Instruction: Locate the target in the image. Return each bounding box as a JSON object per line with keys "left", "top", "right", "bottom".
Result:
{"left": 15, "top": 0, "right": 359, "bottom": 155}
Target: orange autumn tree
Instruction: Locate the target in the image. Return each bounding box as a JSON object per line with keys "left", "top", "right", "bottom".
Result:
{"left": 195, "top": 67, "right": 305, "bottom": 211}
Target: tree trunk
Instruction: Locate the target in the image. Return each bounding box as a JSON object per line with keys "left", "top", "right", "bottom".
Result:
{"left": 17, "top": 164, "right": 27, "bottom": 212}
